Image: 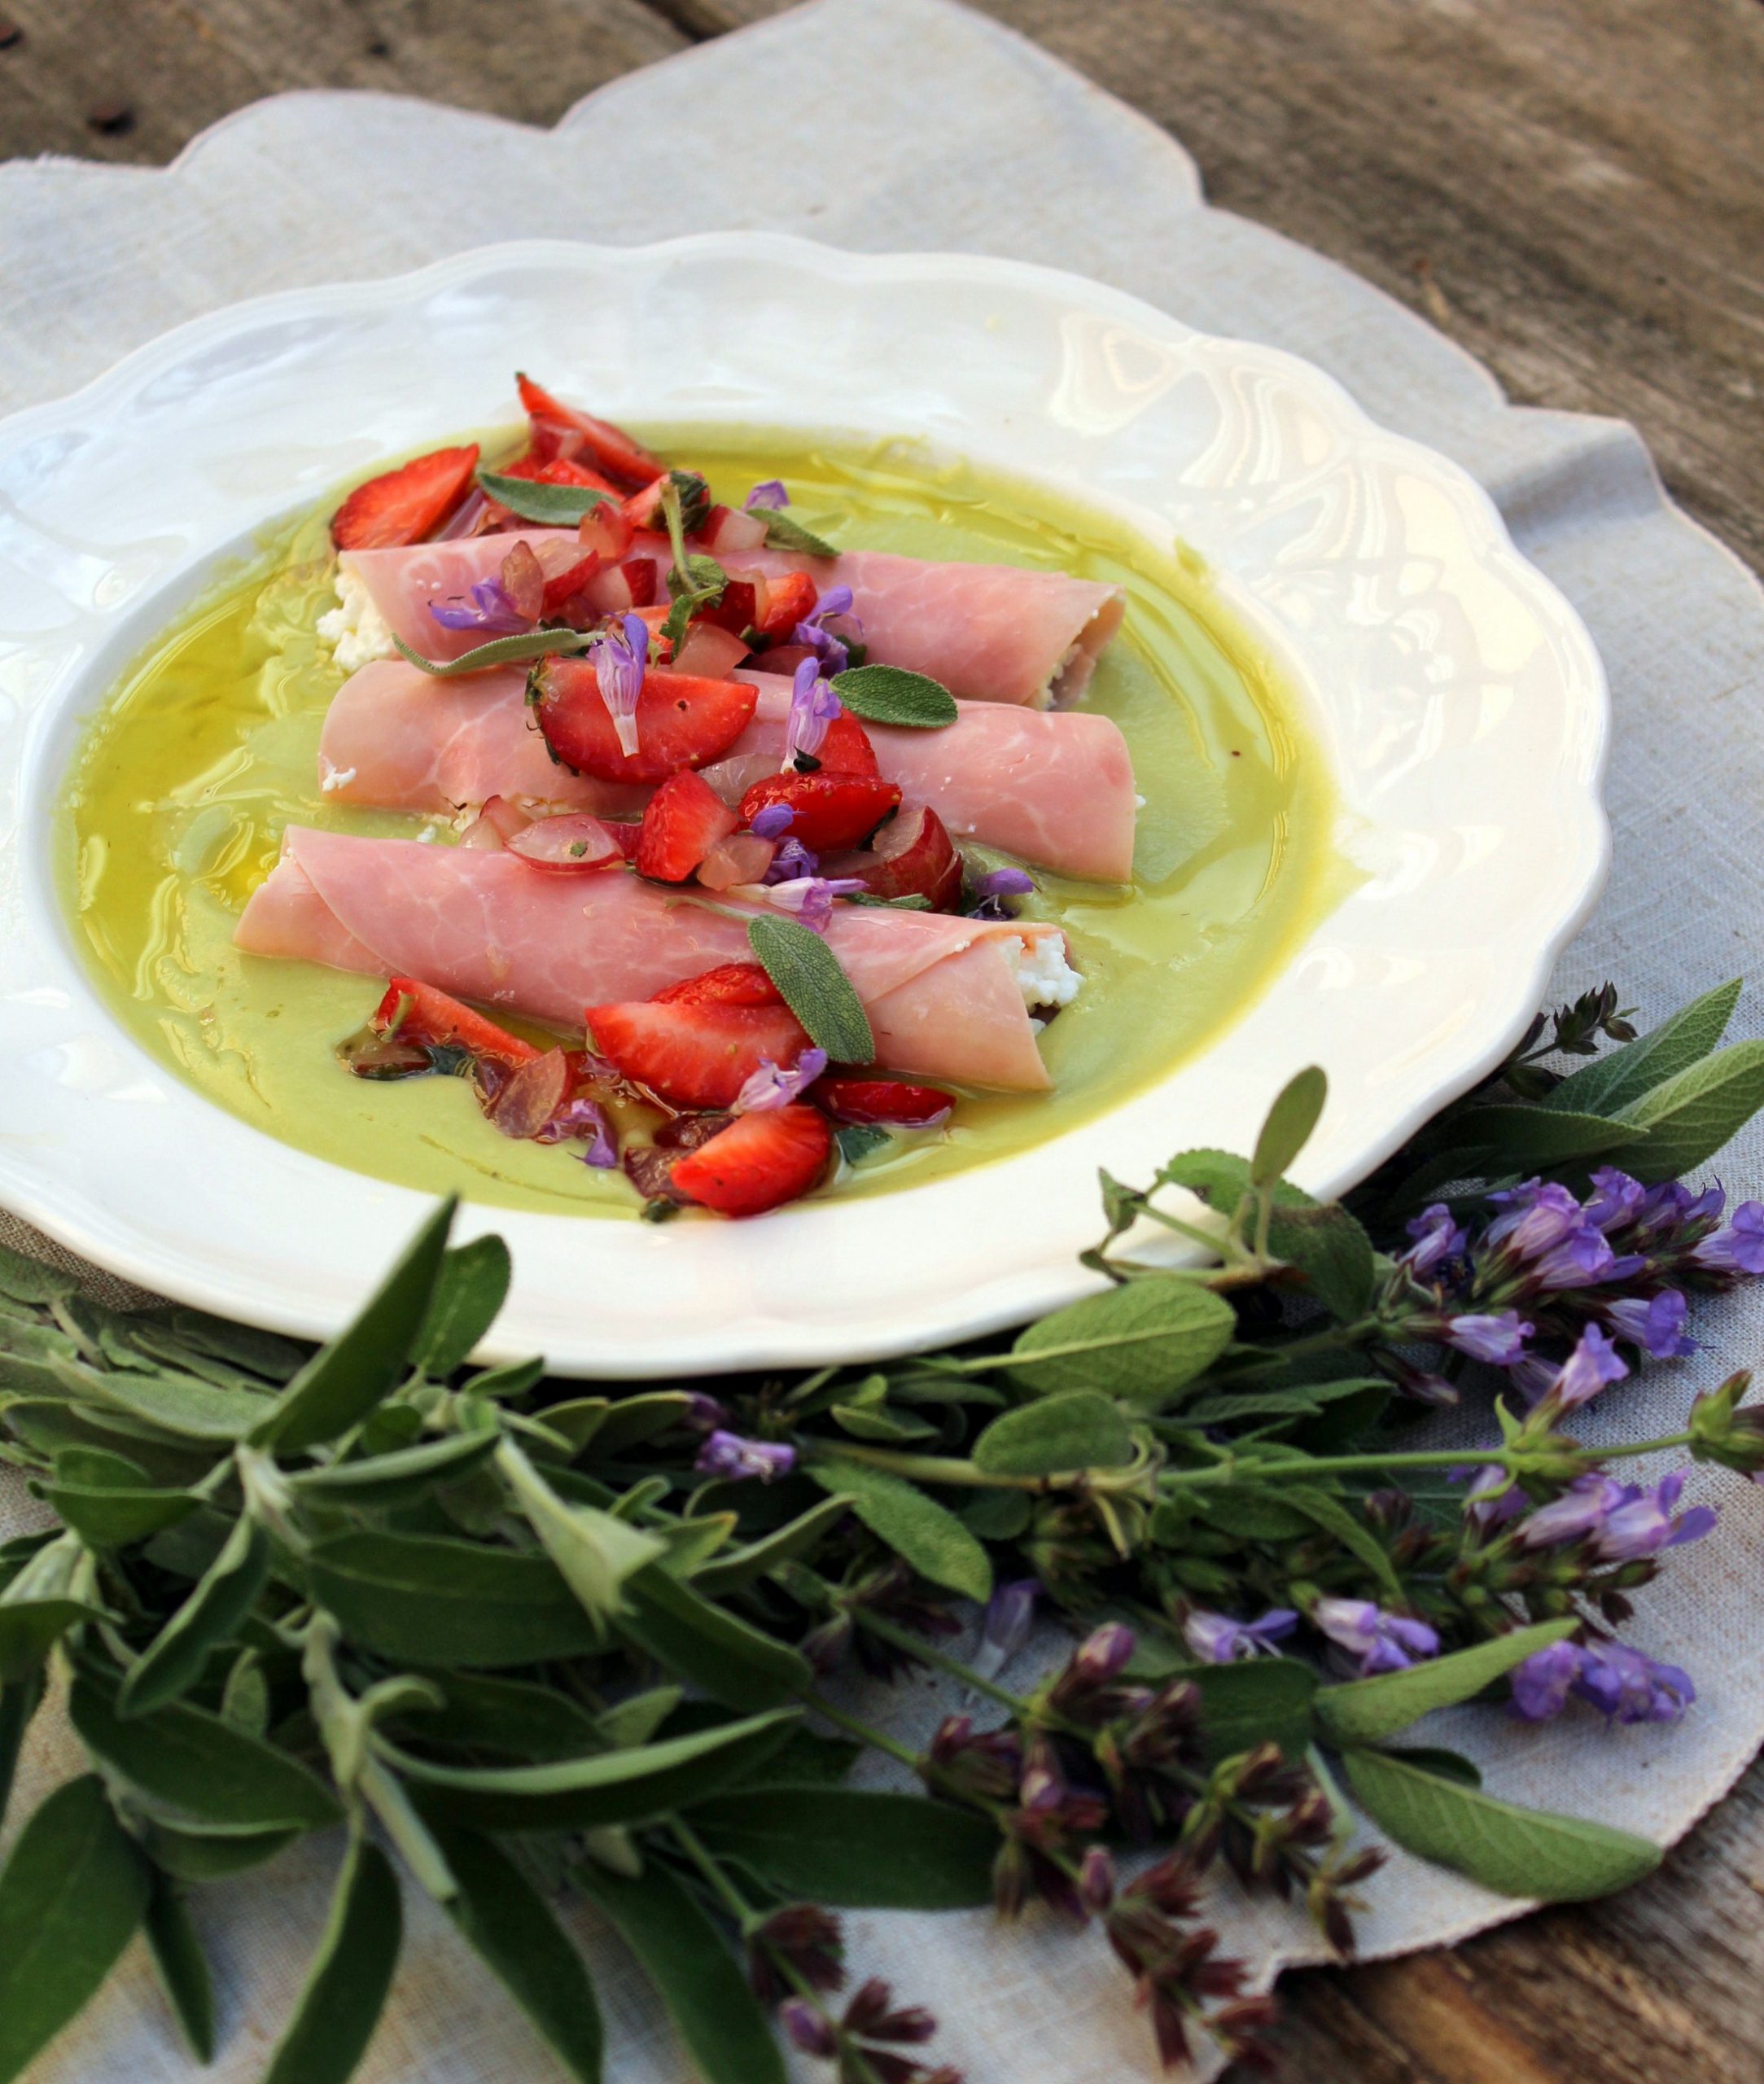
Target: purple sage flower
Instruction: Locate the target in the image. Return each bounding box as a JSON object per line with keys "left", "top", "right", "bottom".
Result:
{"left": 1592, "top": 1470, "right": 1718, "bottom": 1562}
{"left": 1548, "top": 1323, "right": 1628, "bottom": 1410}
{"left": 764, "top": 835, "right": 821, "bottom": 883}
{"left": 968, "top": 867, "right": 1037, "bottom": 922}
{"left": 1515, "top": 1473, "right": 1628, "bottom": 1549}
{"left": 764, "top": 875, "right": 865, "bottom": 935}
{"left": 748, "top": 803, "right": 795, "bottom": 840}
{"left": 1485, "top": 1179, "right": 1583, "bottom": 1254}
{"left": 684, "top": 1393, "right": 729, "bottom": 1432}
{"left": 972, "top": 1578, "right": 1040, "bottom": 1681}
{"left": 1071, "top": 1622, "right": 1136, "bottom": 1684}
{"left": 1444, "top": 1310, "right": 1533, "bottom": 1367}
{"left": 1458, "top": 1461, "right": 1528, "bottom": 1529}
{"left": 1637, "top": 1180, "right": 1725, "bottom": 1237}
{"left": 1402, "top": 1203, "right": 1469, "bottom": 1281}
{"left": 1509, "top": 1639, "right": 1584, "bottom": 1720}
{"left": 695, "top": 1430, "right": 796, "bottom": 1483}
{"left": 1605, "top": 1288, "right": 1694, "bottom": 1359}
{"left": 778, "top": 1999, "right": 837, "bottom": 2059}
{"left": 743, "top": 479, "right": 790, "bottom": 512}
{"left": 568, "top": 1100, "right": 619, "bottom": 1169}
{"left": 592, "top": 611, "right": 649, "bottom": 759}
{"left": 1181, "top": 1607, "right": 1298, "bottom": 1664}
{"left": 1692, "top": 1199, "right": 1764, "bottom": 1275}
{"left": 794, "top": 584, "right": 862, "bottom": 677}
{"left": 1530, "top": 1223, "right": 1618, "bottom": 1291}
{"left": 783, "top": 657, "right": 843, "bottom": 768}
{"left": 1574, "top": 1640, "right": 1696, "bottom": 1723}
{"left": 1312, "top": 1596, "right": 1439, "bottom": 1675}
{"left": 428, "top": 579, "right": 531, "bottom": 634}
{"left": 1585, "top": 1167, "right": 1647, "bottom": 1233}
{"left": 733, "top": 1048, "right": 828, "bottom": 1114}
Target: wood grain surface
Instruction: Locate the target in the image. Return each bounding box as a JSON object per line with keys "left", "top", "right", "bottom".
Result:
{"left": 3, "top": 4, "right": 1762, "bottom": 2080}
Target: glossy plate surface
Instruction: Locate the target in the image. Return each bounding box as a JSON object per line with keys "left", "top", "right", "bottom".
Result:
{"left": 0, "top": 236, "right": 1608, "bottom": 1373}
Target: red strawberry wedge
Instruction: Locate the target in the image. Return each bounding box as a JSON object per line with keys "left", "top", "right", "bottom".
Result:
{"left": 751, "top": 570, "right": 819, "bottom": 642}
{"left": 331, "top": 446, "right": 480, "bottom": 550}
{"left": 373, "top": 978, "right": 538, "bottom": 1066}
{"left": 587, "top": 990, "right": 811, "bottom": 1110}
{"left": 815, "top": 1077, "right": 955, "bottom": 1128}
{"left": 636, "top": 771, "right": 741, "bottom": 882}
{"left": 534, "top": 660, "right": 758, "bottom": 785}
{"left": 656, "top": 963, "right": 784, "bottom": 1009}
{"left": 738, "top": 771, "right": 902, "bottom": 852}
{"left": 515, "top": 374, "right": 665, "bottom": 488}
{"left": 670, "top": 1105, "right": 834, "bottom": 1217}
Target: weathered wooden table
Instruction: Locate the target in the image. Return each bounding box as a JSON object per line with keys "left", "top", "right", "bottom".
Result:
{"left": 3, "top": 3, "right": 1762, "bottom": 2079}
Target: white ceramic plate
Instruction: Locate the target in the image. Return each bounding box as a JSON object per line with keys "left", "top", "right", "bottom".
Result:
{"left": 0, "top": 235, "right": 1608, "bottom": 1375}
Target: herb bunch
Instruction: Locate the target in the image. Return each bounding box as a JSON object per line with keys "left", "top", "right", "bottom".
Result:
{"left": 3, "top": 978, "right": 1764, "bottom": 2084}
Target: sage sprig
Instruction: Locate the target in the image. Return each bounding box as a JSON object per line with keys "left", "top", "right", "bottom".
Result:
{"left": 393, "top": 628, "right": 591, "bottom": 677}
{"left": 2, "top": 977, "right": 1764, "bottom": 2081}
{"left": 475, "top": 469, "right": 616, "bottom": 526}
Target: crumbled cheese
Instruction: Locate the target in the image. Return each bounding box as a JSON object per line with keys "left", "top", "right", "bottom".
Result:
{"left": 316, "top": 565, "right": 396, "bottom": 672}
{"left": 1007, "top": 932, "right": 1083, "bottom": 1010}
{"left": 319, "top": 763, "right": 357, "bottom": 794}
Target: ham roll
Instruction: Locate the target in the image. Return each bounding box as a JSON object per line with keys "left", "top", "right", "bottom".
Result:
{"left": 318, "top": 663, "right": 1138, "bottom": 882}
{"left": 235, "top": 829, "right": 1077, "bottom": 1091}
{"left": 322, "top": 532, "right": 1125, "bottom": 707}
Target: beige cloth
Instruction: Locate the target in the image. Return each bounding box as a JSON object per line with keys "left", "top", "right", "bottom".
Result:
{"left": 5, "top": 2, "right": 1764, "bottom": 2078}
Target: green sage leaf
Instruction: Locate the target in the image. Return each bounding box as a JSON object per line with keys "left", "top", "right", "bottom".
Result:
{"left": 760, "top": 508, "right": 837, "bottom": 557}
{"left": 394, "top": 1671, "right": 600, "bottom": 1761}
{"left": 691, "top": 1493, "right": 854, "bottom": 1595}
{"left": 1315, "top": 1618, "right": 1578, "bottom": 1745}
{"left": 573, "top": 1859, "right": 786, "bottom": 2084}
{"left": 1266, "top": 1203, "right": 1376, "bottom": 1322}
{"left": 1429, "top": 1103, "right": 1641, "bottom": 1165}
{"left": 0, "top": 1675, "right": 42, "bottom": 1828}
{"left": 829, "top": 664, "right": 958, "bottom": 729}
{"left": 1251, "top": 1066, "right": 1327, "bottom": 1184}
{"left": 1341, "top": 1746, "right": 1659, "bottom": 1901}
{"left": 972, "top": 1390, "right": 1133, "bottom": 1476}
{"left": 118, "top": 1513, "right": 272, "bottom": 1719}
{"left": 617, "top": 1565, "right": 813, "bottom": 1710}
{"left": 263, "top": 1837, "right": 402, "bottom": 2084}
{"left": 41, "top": 1480, "right": 201, "bottom": 1548}
{"left": 141, "top": 1819, "right": 301, "bottom": 1883}
{"left": 498, "top": 1441, "right": 668, "bottom": 1621}
{"left": 381, "top": 1707, "right": 799, "bottom": 1831}
{"left": 1278, "top": 1485, "right": 1405, "bottom": 1598}
{"left": 289, "top": 1428, "right": 500, "bottom": 1506}
{"left": 308, "top": 1529, "right": 602, "bottom": 1669}
{"left": 0, "top": 1245, "right": 81, "bottom": 1306}
{"left": 392, "top": 628, "right": 590, "bottom": 677}
{"left": 0, "top": 1599, "right": 109, "bottom": 1684}
{"left": 414, "top": 1235, "right": 513, "bottom": 1377}
{"left": 1614, "top": 1037, "right": 1764, "bottom": 1183}
{"left": 691, "top": 1787, "right": 995, "bottom": 1907}
{"left": 252, "top": 1199, "right": 454, "bottom": 1454}
{"left": 1188, "top": 1656, "right": 1318, "bottom": 1763}
{"left": 808, "top": 1457, "right": 992, "bottom": 1601}
{"left": 0, "top": 1775, "right": 148, "bottom": 2083}
{"left": 55, "top": 1356, "right": 260, "bottom": 1443}
{"left": 835, "top": 1123, "right": 892, "bottom": 1167}
{"left": 1545, "top": 979, "right": 1740, "bottom": 1116}
{"left": 144, "top": 1869, "right": 216, "bottom": 2062}
{"left": 1006, "top": 1277, "right": 1236, "bottom": 1404}
{"left": 428, "top": 1824, "right": 604, "bottom": 2082}
{"left": 589, "top": 1390, "right": 694, "bottom": 1454}
{"left": 475, "top": 467, "right": 615, "bottom": 524}
{"left": 70, "top": 1678, "right": 343, "bottom": 1832}
{"left": 746, "top": 915, "right": 874, "bottom": 1063}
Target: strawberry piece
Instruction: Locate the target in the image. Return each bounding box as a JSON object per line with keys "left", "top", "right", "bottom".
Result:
{"left": 738, "top": 771, "right": 902, "bottom": 852}
{"left": 699, "top": 503, "right": 770, "bottom": 554}
{"left": 373, "top": 977, "right": 538, "bottom": 1066}
{"left": 751, "top": 569, "right": 818, "bottom": 642}
{"left": 331, "top": 445, "right": 480, "bottom": 550}
{"left": 669, "top": 1104, "right": 833, "bottom": 1217}
{"left": 655, "top": 963, "right": 784, "bottom": 1009}
{"left": 815, "top": 711, "right": 880, "bottom": 777}
{"left": 816, "top": 1077, "right": 955, "bottom": 1128}
{"left": 535, "top": 661, "right": 758, "bottom": 785}
{"left": 515, "top": 374, "right": 664, "bottom": 488}
{"left": 635, "top": 771, "right": 741, "bottom": 882}
{"left": 532, "top": 537, "right": 602, "bottom": 615}
{"left": 587, "top": 993, "right": 810, "bottom": 1110}
{"left": 821, "top": 803, "right": 961, "bottom": 909}
{"left": 578, "top": 498, "right": 636, "bottom": 562}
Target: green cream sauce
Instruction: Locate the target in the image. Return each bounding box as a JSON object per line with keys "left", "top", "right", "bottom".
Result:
{"left": 55, "top": 431, "right": 1345, "bottom": 1217}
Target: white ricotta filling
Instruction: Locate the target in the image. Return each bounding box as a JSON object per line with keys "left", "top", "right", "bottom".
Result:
{"left": 319, "top": 762, "right": 357, "bottom": 794}
{"left": 316, "top": 566, "right": 396, "bottom": 672}
{"left": 1007, "top": 932, "right": 1083, "bottom": 1010}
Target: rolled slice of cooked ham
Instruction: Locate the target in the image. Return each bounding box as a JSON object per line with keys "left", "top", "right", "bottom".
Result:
{"left": 324, "top": 532, "right": 1125, "bottom": 706}
{"left": 319, "top": 663, "right": 1136, "bottom": 881}
{"left": 236, "top": 829, "right": 1070, "bottom": 1090}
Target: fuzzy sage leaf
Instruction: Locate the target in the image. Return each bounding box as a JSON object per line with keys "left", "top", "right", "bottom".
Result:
{"left": 392, "top": 628, "right": 592, "bottom": 677}
{"left": 746, "top": 915, "right": 874, "bottom": 1062}
{"left": 759, "top": 508, "right": 838, "bottom": 557}
{"left": 1315, "top": 1619, "right": 1578, "bottom": 1745}
{"left": 808, "top": 1458, "right": 992, "bottom": 1601}
{"left": 830, "top": 663, "right": 959, "bottom": 728}
{"left": 262, "top": 1837, "right": 402, "bottom": 2084}
{"left": 690, "top": 1787, "right": 996, "bottom": 1907}
{"left": 475, "top": 467, "right": 615, "bottom": 524}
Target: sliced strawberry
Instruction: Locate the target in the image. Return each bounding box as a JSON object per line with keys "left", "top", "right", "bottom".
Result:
{"left": 816, "top": 1076, "right": 955, "bottom": 1128}
{"left": 699, "top": 503, "right": 771, "bottom": 554}
{"left": 699, "top": 577, "right": 762, "bottom": 639}
{"left": 738, "top": 771, "right": 901, "bottom": 852}
{"left": 578, "top": 498, "right": 636, "bottom": 562}
{"left": 670, "top": 1105, "right": 833, "bottom": 1217}
{"left": 656, "top": 963, "right": 783, "bottom": 1009}
{"left": 580, "top": 556, "right": 659, "bottom": 615}
{"left": 821, "top": 803, "right": 961, "bottom": 909}
{"left": 815, "top": 711, "right": 880, "bottom": 777}
{"left": 535, "top": 661, "right": 758, "bottom": 785}
{"left": 373, "top": 977, "right": 537, "bottom": 1066}
{"left": 636, "top": 771, "right": 741, "bottom": 882}
{"left": 515, "top": 374, "right": 664, "bottom": 488}
{"left": 751, "top": 569, "right": 818, "bottom": 642}
{"left": 331, "top": 445, "right": 480, "bottom": 550}
{"left": 620, "top": 478, "right": 670, "bottom": 531}
{"left": 587, "top": 995, "right": 810, "bottom": 1110}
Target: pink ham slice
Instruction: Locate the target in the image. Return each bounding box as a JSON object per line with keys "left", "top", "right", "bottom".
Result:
{"left": 236, "top": 829, "right": 1064, "bottom": 1091}
{"left": 320, "top": 663, "right": 1136, "bottom": 881}
{"left": 335, "top": 533, "right": 1125, "bottom": 704}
